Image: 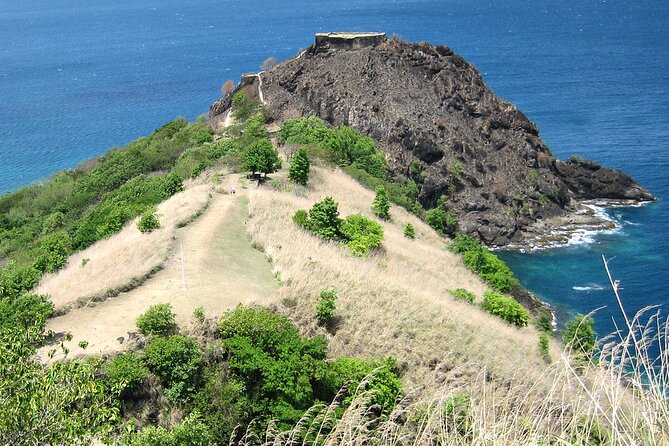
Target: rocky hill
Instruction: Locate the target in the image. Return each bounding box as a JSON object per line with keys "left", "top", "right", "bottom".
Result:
{"left": 210, "top": 33, "right": 654, "bottom": 247}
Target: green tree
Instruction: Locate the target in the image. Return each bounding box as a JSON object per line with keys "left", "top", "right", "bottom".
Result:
{"left": 288, "top": 147, "right": 310, "bottom": 186}
{"left": 562, "top": 314, "right": 596, "bottom": 359}
{"left": 241, "top": 139, "right": 281, "bottom": 177}
{"left": 307, "top": 197, "right": 342, "bottom": 239}
{"left": 372, "top": 186, "right": 390, "bottom": 220}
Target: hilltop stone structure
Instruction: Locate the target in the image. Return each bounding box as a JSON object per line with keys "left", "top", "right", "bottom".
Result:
{"left": 314, "top": 32, "right": 386, "bottom": 51}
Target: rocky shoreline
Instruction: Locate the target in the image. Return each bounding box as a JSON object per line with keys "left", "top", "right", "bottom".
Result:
{"left": 500, "top": 198, "right": 653, "bottom": 252}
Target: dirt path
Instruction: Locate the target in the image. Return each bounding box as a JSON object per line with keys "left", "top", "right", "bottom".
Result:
{"left": 41, "top": 177, "right": 278, "bottom": 361}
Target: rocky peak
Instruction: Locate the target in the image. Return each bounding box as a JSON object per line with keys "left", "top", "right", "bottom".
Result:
{"left": 210, "top": 35, "right": 654, "bottom": 248}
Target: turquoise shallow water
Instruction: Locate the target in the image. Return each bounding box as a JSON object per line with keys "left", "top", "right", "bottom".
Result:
{"left": 1, "top": 0, "right": 667, "bottom": 338}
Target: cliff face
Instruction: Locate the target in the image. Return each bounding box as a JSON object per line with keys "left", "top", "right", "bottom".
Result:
{"left": 210, "top": 37, "right": 654, "bottom": 247}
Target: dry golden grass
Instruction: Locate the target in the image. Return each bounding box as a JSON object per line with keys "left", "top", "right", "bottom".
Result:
{"left": 245, "top": 169, "right": 668, "bottom": 444}
{"left": 248, "top": 167, "right": 554, "bottom": 389}
{"left": 36, "top": 183, "right": 213, "bottom": 310}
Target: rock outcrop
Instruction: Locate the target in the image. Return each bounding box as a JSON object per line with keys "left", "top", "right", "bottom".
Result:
{"left": 210, "top": 35, "right": 654, "bottom": 247}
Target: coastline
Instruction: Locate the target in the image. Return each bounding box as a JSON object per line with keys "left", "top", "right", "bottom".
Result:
{"left": 499, "top": 199, "right": 654, "bottom": 253}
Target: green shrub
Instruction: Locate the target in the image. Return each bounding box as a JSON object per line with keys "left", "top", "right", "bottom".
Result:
{"left": 218, "top": 306, "right": 329, "bottom": 428}
{"left": 138, "top": 208, "right": 161, "bottom": 233}
{"left": 0, "top": 262, "right": 42, "bottom": 300}
{"left": 538, "top": 333, "right": 551, "bottom": 364}
{"left": 562, "top": 314, "right": 596, "bottom": 359}
{"left": 144, "top": 334, "right": 202, "bottom": 403}
{"left": 278, "top": 116, "right": 330, "bottom": 146}
{"left": 535, "top": 312, "right": 554, "bottom": 333}
{"left": 461, "top": 246, "right": 520, "bottom": 293}
{"left": 72, "top": 173, "right": 182, "bottom": 250}
{"left": 0, "top": 293, "right": 53, "bottom": 332}
{"left": 231, "top": 91, "right": 262, "bottom": 123}
{"left": 125, "top": 413, "right": 214, "bottom": 446}
{"left": 481, "top": 291, "right": 529, "bottom": 327}
{"left": 33, "top": 231, "right": 72, "bottom": 273}
{"left": 404, "top": 223, "right": 415, "bottom": 239}
{"left": 316, "top": 290, "right": 337, "bottom": 325}
{"left": 443, "top": 393, "right": 472, "bottom": 437}
{"left": 136, "top": 303, "right": 177, "bottom": 336}
{"left": 322, "top": 357, "right": 401, "bottom": 411}
{"left": 42, "top": 211, "right": 65, "bottom": 234}
{"left": 426, "top": 207, "right": 458, "bottom": 236}
{"left": 288, "top": 147, "right": 310, "bottom": 186}
{"left": 372, "top": 186, "right": 390, "bottom": 220}
{"left": 449, "top": 234, "right": 481, "bottom": 254}
{"left": 278, "top": 117, "right": 387, "bottom": 179}
{"left": 449, "top": 288, "right": 476, "bottom": 304}
{"left": 106, "top": 352, "right": 150, "bottom": 396}
{"left": 340, "top": 214, "right": 384, "bottom": 257}
{"left": 292, "top": 209, "right": 309, "bottom": 229}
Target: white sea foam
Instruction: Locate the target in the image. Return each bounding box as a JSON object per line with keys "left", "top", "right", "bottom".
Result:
{"left": 573, "top": 284, "right": 606, "bottom": 291}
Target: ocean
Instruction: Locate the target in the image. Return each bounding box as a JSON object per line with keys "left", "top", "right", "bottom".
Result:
{"left": 1, "top": 0, "right": 667, "bottom": 338}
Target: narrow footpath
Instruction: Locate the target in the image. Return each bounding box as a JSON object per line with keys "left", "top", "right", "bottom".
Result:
{"left": 41, "top": 176, "right": 278, "bottom": 361}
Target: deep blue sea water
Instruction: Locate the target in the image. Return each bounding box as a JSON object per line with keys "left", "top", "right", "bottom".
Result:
{"left": 1, "top": 0, "right": 668, "bottom": 338}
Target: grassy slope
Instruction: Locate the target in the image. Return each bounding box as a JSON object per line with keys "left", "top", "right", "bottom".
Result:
{"left": 40, "top": 173, "right": 279, "bottom": 360}
{"left": 248, "top": 166, "right": 554, "bottom": 389}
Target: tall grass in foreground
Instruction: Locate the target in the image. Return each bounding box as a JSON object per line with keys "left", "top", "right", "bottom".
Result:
{"left": 241, "top": 260, "right": 667, "bottom": 446}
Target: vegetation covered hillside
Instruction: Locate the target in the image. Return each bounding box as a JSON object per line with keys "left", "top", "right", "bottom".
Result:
{"left": 0, "top": 90, "right": 666, "bottom": 445}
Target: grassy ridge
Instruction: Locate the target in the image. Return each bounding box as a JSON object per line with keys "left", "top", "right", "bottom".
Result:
{"left": 0, "top": 117, "right": 225, "bottom": 300}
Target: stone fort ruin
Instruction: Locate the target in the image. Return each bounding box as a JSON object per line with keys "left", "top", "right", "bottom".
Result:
{"left": 314, "top": 32, "right": 387, "bottom": 50}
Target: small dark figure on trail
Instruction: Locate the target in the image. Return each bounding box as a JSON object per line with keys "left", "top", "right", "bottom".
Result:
{"left": 230, "top": 187, "right": 236, "bottom": 195}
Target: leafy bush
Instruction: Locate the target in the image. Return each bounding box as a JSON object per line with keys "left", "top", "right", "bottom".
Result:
{"left": 426, "top": 207, "right": 458, "bottom": 236}
{"left": 404, "top": 223, "right": 415, "bottom": 239}
{"left": 462, "top": 247, "right": 520, "bottom": 293}
{"left": 278, "top": 117, "right": 387, "bottom": 179}
{"left": 33, "top": 231, "right": 72, "bottom": 273}
{"left": 481, "top": 291, "right": 529, "bottom": 327}
{"left": 292, "top": 209, "right": 309, "bottom": 229}
{"left": 138, "top": 208, "right": 161, "bottom": 233}
{"left": 42, "top": 211, "right": 65, "bottom": 234}
{"left": 443, "top": 393, "right": 472, "bottom": 436}
{"left": 538, "top": 333, "right": 551, "bottom": 363}
{"left": 106, "top": 352, "right": 150, "bottom": 396}
{"left": 340, "top": 214, "right": 384, "bottom": 257}
{"left": 0, "top": 293, "right": 53, "bottom": 333}
{"left": 562, "top": 314, "right": 596, "bottom": 359}
{"left": 321, "top": 357, "right": 401, "bottom": 410}
{"left": 448, "top": 234, "right": 481, "bottom": 254}
{"left": 218, "top": 306, "right": 328, "bottom": 428}
{"left": 125, "top": 413, "right": 214, "bottom": 446}
{"left": 72, "top": 173, "right": 182, "bottom": 250}
{"left": 449, "top": 288, "right": 475, "bottom": 304}
{"left": 372, "top": 186, "right": 390, "bottom": 220}
{"left": 144, "top": 334, "right": 202, "bottom": 403}
{"left": 136, "top": 303, "right": 177, "bottom": 337}
{"left": 0, "top": 262, "right": 42, "bottom": 300}
{"left": 316, "top": 290, "right": 337, "bottom": 325}
{"left": 231, "top": 91, "right": 262, "bottom": 123}
{"left": 278, "top": 116, "right": 330, "bottom": 146}
{"left": 288, "top": 147, "right": 310, "bottom": 186}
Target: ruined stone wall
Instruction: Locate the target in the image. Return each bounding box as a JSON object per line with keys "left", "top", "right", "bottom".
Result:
{"left": 315, "top": 32, "right": 386, "bottom": 51}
